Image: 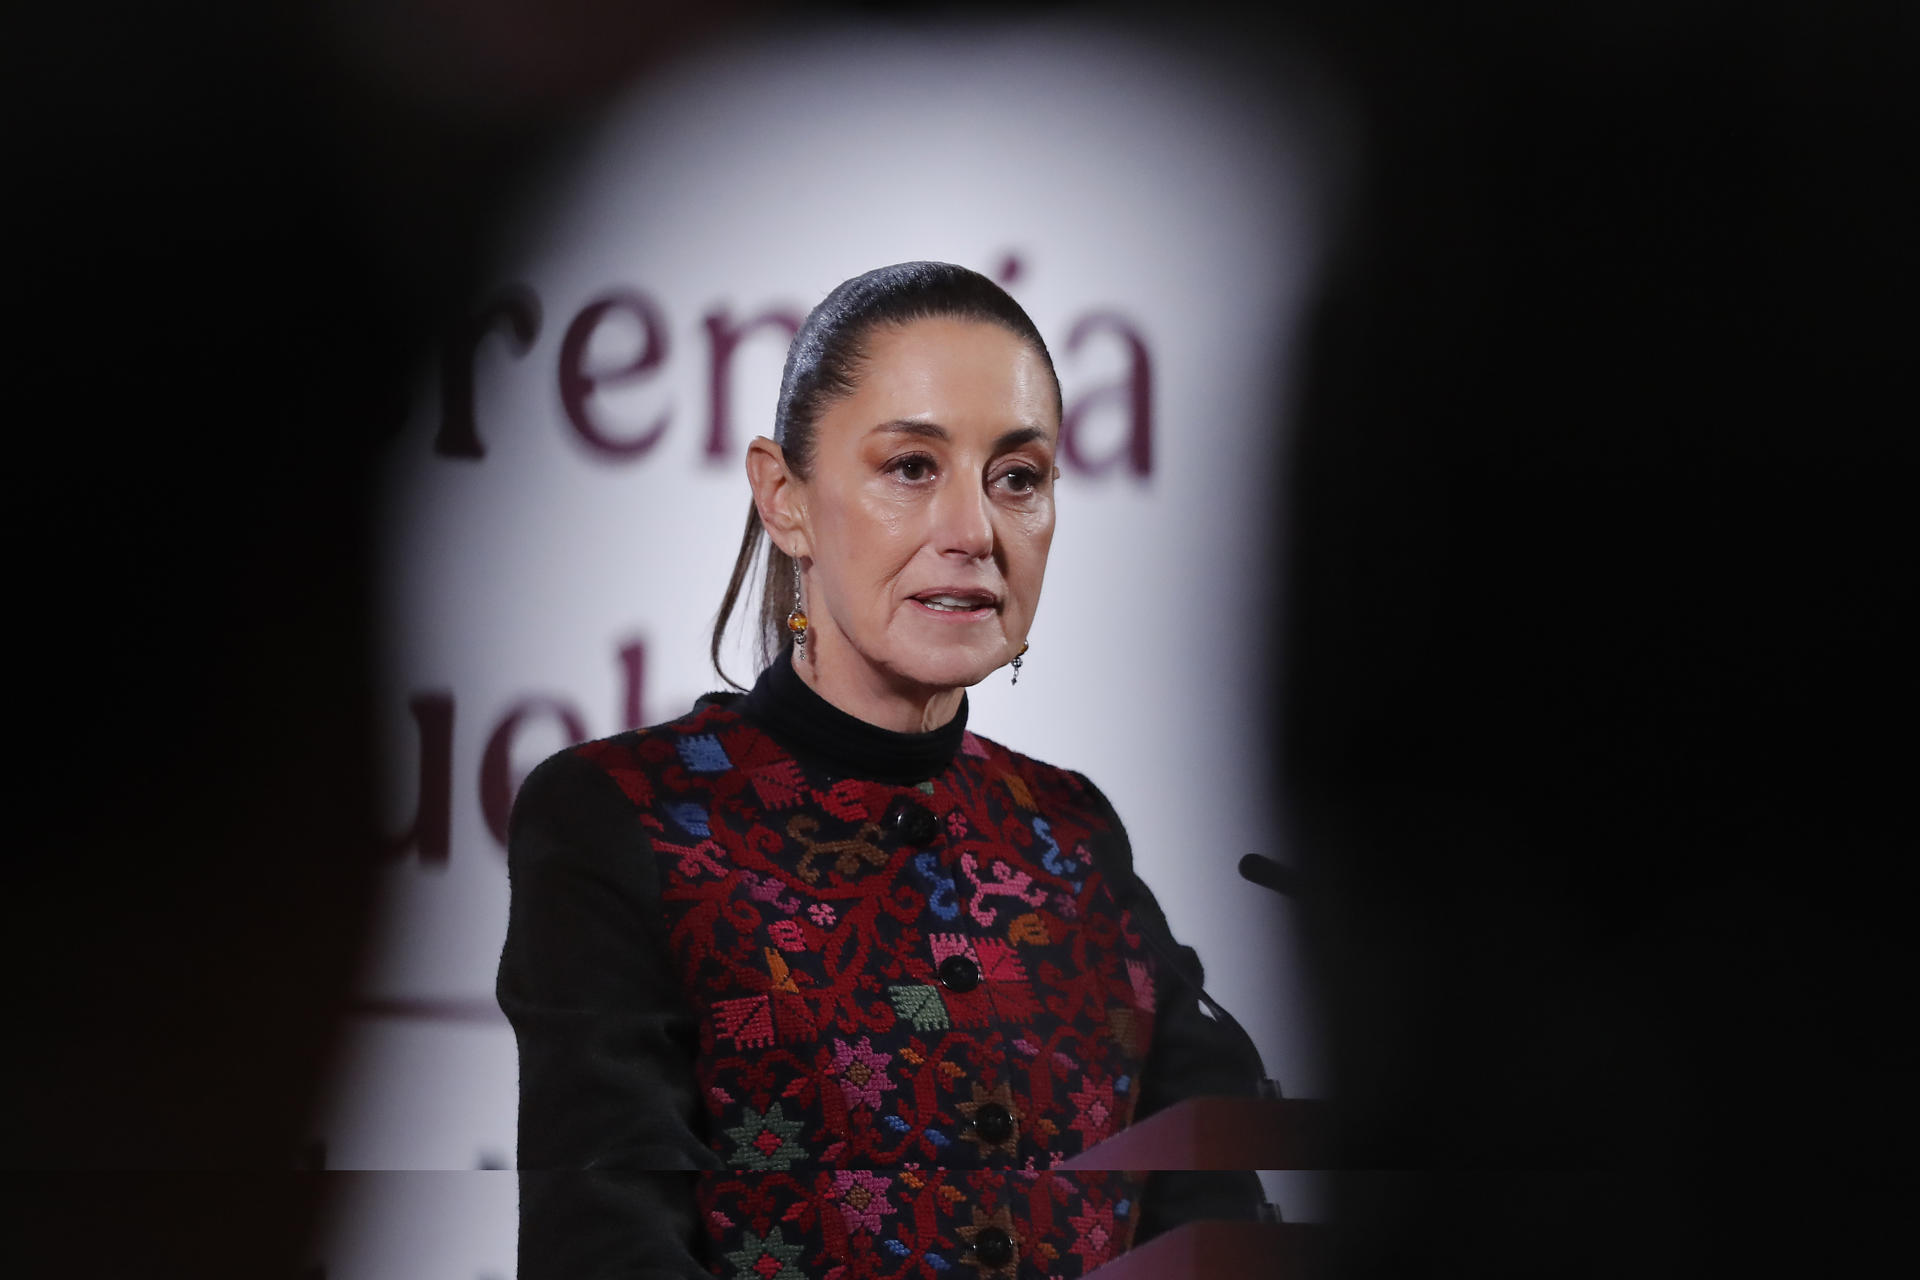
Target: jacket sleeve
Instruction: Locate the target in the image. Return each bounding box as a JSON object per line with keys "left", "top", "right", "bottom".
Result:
{"left": 497, "top": 746, "right": 724, "bottom": 1280}
{"left": 1072, "top": 772, "right": 1270, "bottom": 1241}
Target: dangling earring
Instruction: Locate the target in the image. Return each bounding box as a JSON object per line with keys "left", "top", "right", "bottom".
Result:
{"left": 786, "top": 561, "right": 809, "bottom": 659}
{"left": 1011, "top": 640, "right": 1029, "bottom": 685}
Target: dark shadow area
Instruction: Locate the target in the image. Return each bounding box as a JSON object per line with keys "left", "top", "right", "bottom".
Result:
{"left": 9, "top": 1, "right": 745, "bottom": 1273}
{"left": 1272, "top": 0, "right": 1913, "bottom": 1272}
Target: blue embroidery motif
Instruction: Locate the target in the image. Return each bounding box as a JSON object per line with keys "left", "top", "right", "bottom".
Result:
{"left": 910, "top": 850, "right": 960, "bottom": 921}
{"left": 665, "top": 801, "right": 710, "bottom": 836}
{"left": 677, "top": 734, "right": 732, "bottom": 773}
{"left": 1036, "top": 816, "right": 1085, "bottom": 891}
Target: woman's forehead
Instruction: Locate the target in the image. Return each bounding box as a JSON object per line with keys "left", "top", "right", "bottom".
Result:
{"left": 837, "top": 317, "right": 1058, "bottom": 437}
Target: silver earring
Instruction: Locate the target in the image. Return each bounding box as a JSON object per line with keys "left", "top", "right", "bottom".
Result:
{"left": 785, "top": 561, "right": 809, "bottom": 658}
{"left": 1011, "top": 640, "right": 1029, "bottom": 685}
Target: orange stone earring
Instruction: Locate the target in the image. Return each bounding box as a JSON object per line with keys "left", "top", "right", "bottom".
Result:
{"left": 1011, "top": 640, "right": 1029, "bottom": 684}
{"left": 786, "top": 561, "right": 809, "bottom": 658}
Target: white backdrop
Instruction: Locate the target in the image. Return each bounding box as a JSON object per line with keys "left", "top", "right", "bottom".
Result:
{"left": 316, "top": 16, "right": 1339, "bottom": 1275}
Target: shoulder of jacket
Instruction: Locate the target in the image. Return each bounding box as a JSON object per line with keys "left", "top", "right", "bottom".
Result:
{"left": 565, "top": 699, "right": 745, "bottom": 764}
{"left": 512, "top": 698, "right": 747, "bottom": 819}
{"left": 958, "top": 730, "right": 1107, "bottom": 808}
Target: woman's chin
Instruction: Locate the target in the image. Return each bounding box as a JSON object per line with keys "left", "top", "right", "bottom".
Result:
{"left": 882, "top": 646, "right": 1003, "bottom": 696}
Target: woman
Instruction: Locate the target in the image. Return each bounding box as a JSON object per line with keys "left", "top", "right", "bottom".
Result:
{"left": 499, "top": 262, "right": 1265, "bottom": 1279}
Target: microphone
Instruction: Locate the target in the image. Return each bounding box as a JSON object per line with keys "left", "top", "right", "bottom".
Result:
{"left": 1238, "top": 853, "right": 1306, "bottom": 897}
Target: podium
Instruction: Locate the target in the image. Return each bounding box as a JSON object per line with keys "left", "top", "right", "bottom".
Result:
{"left": 1058, "top": 1096, "right": 1332, "bottom": 1170}
{"left": 1062, "top": 1098, "right": 1334, "bottom": 1279}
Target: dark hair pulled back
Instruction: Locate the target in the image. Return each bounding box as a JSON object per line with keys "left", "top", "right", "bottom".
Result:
{"left": 710, "top": 261, "right": 1060, "bottom": 687}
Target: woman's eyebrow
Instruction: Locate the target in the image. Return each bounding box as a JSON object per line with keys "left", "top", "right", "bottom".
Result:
{"left": 872, "top": 419, "right": 948, "bottom": 441}
{"left": 993, "top": 426, "right": 1049, "bottom": 453}
{"left": 868, "top": 421, "right": 1051, "bottom": 451}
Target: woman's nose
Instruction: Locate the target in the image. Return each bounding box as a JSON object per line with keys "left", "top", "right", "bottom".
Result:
{"left": 932, "top": 474, "right": 995, "bottom": 558}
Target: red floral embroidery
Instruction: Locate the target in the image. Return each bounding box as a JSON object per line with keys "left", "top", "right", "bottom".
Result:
{"left": 571, "top": 705, "right": 1158, "bottom": 1275}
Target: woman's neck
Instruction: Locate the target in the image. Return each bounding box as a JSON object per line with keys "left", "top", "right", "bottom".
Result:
{"left": 791, "top": 639, "right": 965, "bottom": 735}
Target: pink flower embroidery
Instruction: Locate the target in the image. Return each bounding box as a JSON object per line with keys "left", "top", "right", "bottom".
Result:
{"left": 829, "top": 1036, "right": 896, "bottom": 1111}
{"left": 831, "top": 1169, "right": 895, "bottom": 1235}
{"left": 1069, "top": 1074, "right": 1116, "bottom": 1147}
{"left": 946, "top": 809, "right": 969, "bottom": 838}
{"left": 1069, "top": 1201, "right": 1117, "bottom": 1269}
{"left": 808, "top": 902, "right": 836, "bottom": 927}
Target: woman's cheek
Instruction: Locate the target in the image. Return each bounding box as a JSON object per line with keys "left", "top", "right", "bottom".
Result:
{"left": 847, "top": 490, "right": 911, "bottom": 541}
{"left": 1016, "top": 502, "right": 1056, "bottom": 541}
{"left": 876, "top": 482, "right": 924, "bottom": 520}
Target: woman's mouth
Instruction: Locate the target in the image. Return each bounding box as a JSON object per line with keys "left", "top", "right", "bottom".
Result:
{"left": 911, "top": 591, "right": 999, "bottom": 618}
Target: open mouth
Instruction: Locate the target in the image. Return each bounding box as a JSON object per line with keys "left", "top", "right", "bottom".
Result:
{"left": 912, "top": 591, "right": 999, "bottom": 617}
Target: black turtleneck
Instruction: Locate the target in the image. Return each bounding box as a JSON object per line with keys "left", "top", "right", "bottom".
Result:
{"left": 715, "top": 647, "right": 968, "bottom": 787}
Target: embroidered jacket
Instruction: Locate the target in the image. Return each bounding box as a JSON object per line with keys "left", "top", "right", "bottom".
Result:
{"left": 500, "top": 654, "right": 1264, "bottom": 1279}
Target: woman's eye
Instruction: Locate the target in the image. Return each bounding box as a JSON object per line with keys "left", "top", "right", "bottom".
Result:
{"left": 889, "top": 455, "right": 936, "bottom": 482}
{"left": 998, "top": 466, "right": 1041, "bottom": 494}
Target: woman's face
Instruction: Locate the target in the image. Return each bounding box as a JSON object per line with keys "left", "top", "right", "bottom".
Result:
{"left": 790, "top": 316, "right": 1059, "bottom": 702}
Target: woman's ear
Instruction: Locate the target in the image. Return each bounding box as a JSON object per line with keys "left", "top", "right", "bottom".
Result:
{"left": 746, "top": 436, "right": 810, "bottom": 558}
